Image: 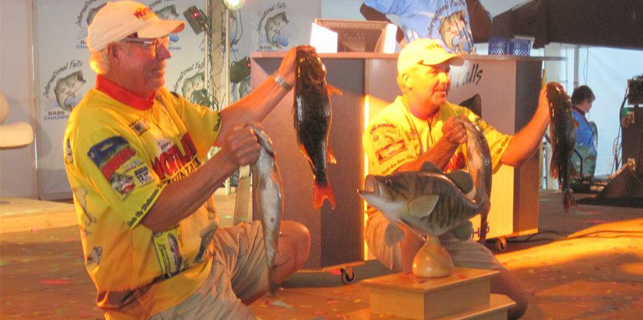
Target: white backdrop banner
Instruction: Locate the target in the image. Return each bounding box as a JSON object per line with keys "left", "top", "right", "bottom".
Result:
{"left": 34, "top": 0, "right": 206, "bottom": 200}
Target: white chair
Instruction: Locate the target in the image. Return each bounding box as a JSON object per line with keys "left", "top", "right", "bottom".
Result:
{"left": 0, "top": 91, "right": 34, "bottom": 148}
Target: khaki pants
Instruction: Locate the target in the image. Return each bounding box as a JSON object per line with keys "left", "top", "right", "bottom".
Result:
{"left": 150, "top": 221, "right": 269, "bottom": 320}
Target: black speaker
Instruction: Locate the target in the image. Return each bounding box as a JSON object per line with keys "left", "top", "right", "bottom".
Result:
{"left": 621, "top": 107, "right": 643, "bottom": 176}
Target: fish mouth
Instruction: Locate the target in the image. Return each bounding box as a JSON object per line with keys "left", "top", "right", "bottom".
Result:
{"left": 358, "top": 175, "right": 404, "bottom": 220}
{"left": 360, "top": 175, "right": 377, "bottom": 194}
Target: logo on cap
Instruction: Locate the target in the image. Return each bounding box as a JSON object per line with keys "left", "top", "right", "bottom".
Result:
{"left": 426, "top": 43, "right": 443, "bottom": 51}
{"left": 133, "top": 7, "right": 153, "bottom": 20}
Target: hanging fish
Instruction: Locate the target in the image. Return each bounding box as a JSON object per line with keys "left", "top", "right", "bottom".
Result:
{"left": 249, "top": 122, "right": 284, "bottom": 295}
{"left": 455, "top": 117, "right": 492, "bottom": 242}
{"left": 546, "top": 82, "right": 577, "bottom": 211}
{"left": 293, "top": 46, "right": 341, "bottom": 210}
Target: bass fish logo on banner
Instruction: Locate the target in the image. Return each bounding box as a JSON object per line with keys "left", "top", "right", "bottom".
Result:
{"left": 42, "top": 60, "right": 87, "bottom": 119}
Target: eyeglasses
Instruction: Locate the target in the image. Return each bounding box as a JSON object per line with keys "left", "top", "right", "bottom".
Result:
{"left": 121, "top": 36, "right": 170, "bottom": 51}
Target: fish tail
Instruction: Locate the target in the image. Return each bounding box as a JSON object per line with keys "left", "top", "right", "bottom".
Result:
{"left": 562, "top": 188, "right": 577, "bottom": 212}
{"left": 313, "top": 181, "right": 336, "bottom": 210}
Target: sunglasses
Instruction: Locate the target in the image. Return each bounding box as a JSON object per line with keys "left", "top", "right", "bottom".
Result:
{"left": 121, "top": 36, "right": 170, "bottom": 51}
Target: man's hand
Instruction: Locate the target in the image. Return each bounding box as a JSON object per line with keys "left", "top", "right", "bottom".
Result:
{"left": 536, "top": 86, "right": 551, "bottom": 122}
{"left": 442, "top": 116, "right": 468, "bottom": 145}
{"left": 275, "top": 46, "right": 300, "bottom": 88}
{"left": 221, "top": 124, "right": 261, "bottom": 168}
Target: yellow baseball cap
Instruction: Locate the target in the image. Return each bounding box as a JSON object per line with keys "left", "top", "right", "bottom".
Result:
{"left": 397, "top": 39, "right": 465, "bottom": 74}
{"left": 87, "top": 1, "right": 185, "bottom": 53}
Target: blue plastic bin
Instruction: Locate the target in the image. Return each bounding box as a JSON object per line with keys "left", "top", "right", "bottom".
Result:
{"left": 508, "top": 39, "right": 532, "bottom": 56}
{"left": 488, "top": 37, "right": 508, "bottom": 55}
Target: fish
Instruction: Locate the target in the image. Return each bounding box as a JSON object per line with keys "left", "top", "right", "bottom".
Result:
{"left": 248, "top": 122, "right": 284, "bottom": 295}
{"left": 358, "top": 162, "right": 486, "bottom": 244}
{"left": 455, "top": 117, "right": 492, "bottom": 242}
{"left": 546, "top": 82, "right": 577, "bottom": 211}
{"left": 293, "top": 46, "right": 341, "bottom": 210}
{"left": 54, "top": 71, "right": 86, "bottom": 111}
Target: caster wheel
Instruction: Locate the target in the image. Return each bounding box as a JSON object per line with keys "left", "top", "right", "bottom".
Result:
{"left": 340, "top": 267, "right": 355, "bottom": 284}
{"left": 495, "top": 237, "right": 508, "bottom": 252}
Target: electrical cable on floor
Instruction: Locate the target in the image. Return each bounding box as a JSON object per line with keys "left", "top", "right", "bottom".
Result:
{"left": 506, "top": 230, "right": 567, "bottom": 243}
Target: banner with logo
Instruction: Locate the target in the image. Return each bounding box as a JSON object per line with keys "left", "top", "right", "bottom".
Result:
{"left": 34, "top": 0, "right": 206, "bottom": 200}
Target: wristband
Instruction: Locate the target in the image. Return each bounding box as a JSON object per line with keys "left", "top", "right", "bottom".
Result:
{"left": 273, "top": 74, "right": 293, "bottom": 91}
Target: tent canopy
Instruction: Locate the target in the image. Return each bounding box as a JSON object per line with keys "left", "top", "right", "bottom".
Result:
{"left": 490, "top": 0, "right": 643, "bottom": 50}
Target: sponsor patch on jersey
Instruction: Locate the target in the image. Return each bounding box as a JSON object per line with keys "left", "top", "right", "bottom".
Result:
{"left": 369, "top": 123, "right": 408, "bottom": 164}
{"left": 88, "top": 136, "right": 150, "bottom": 199}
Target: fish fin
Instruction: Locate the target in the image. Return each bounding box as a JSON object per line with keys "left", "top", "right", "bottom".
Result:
{"left": 313, "top": 181, "right": 336, "bottom": 210}
{"left": 327, "top": 146, "right": 337, "bottom": 164}
{"left": 299, "top": 144, "right": 312, "bottom": 162}
{"left": 420, "top": 161, "right": 442, "bottom": 173}
{"left": 446, "top": 170, "right": 474, "bottom": 194}
{"left": 408, "top": 195, "right": 439, "bottom": 218}
{"left": 385, "top": 223, "right": 405, "bottom": 247}
{"left": 327, "top": 84, "right": 343, "bottom": 96}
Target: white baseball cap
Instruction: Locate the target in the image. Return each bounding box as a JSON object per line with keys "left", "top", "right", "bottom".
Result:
{"left": 87, "top": 1, "right": 185, "bottom": 53}
{"left": 397, "top": 39, "right": 465, "bottom": 74}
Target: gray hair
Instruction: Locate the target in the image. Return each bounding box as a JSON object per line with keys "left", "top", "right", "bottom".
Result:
{"left": 397, "top": 64, "right": 419, "bottom": 93}
{"left": 90, "top": 48, "right": 111, "bottom": 75}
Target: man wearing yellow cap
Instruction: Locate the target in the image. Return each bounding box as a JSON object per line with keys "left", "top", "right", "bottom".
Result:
{"left": 63, "top": 1, "right": 310, "bottom": 319}
{"left": 363, "top": 38, "right": 552, "bottom": 319}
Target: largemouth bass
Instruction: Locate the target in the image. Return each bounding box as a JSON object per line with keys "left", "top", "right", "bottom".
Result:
{"left": 249, "top": 122, "right": 283, "bottom": 295}
{"left": 546, "top": 82, "right": 577, "bottom": 211}
{"left": 359, "top": 162, "right": 485, "bottom": 242}
{"left": 455, "top": 117, "right": 492, "bottom": 242}
{"left": 293, "top": 46, "right": 340, "bottom": 210}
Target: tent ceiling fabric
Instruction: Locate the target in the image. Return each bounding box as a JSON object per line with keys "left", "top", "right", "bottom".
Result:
{"left": 490, "top": 0, "right": 643, "bottom": 50}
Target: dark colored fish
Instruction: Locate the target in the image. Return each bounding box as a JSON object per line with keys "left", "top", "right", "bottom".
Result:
{"left": 293, "top": 46, "right": 340, "bottom": 210}
{"left": 546, "top": 82, "right": 577, "bottom": 211}
{"left": 455, "top": 118, "right": 492, "bottom": 242}
{"left": 358, "top": 162, "right": 485, "bottom": 240}
{"left": 248, "top": 122, "right": 283, "bottom": 295}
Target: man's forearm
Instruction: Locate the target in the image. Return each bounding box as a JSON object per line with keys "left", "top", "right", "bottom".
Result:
{"left": 501, "top": 107, "right": 549, "bottom": 166}
{"left": 141, "top": 150, "right": 236, "bottom": 232}
{"left": 216, "top": 76, "right": 291, "bottom": 147}
{"left": 397, "top": 138, "right": 459, "bottom": 172}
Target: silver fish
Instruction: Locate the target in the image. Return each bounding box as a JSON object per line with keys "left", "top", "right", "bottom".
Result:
{"left": 249, "top": 122, "right": 283, "bottom": 295}
{"left": 455, "top": 118, "right": 492, "bottom": 242}
{"left": 359, "top": 163, "right": 485, "bottom": 242}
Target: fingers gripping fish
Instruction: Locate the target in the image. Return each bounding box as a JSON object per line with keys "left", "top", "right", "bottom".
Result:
{"left": 358, "top": 162, "right": 486, "bottom": 246}
{"left": 546, "top": 82, "right": 577, "bottom": 212}
{"left": 248, "top": 122, "right": 283, "bottom": 295}
{"left": 455, "top": 117, "right": 492, "bottom": 242}
{"left": 293, "top": 46, "right": 342, "bottom": 210}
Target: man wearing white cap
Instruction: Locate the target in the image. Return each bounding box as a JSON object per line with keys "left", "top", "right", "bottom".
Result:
{"left": 64, "top": 1, "right": 310, "bottom": 319}
{"left": 362, "top": 39, "right": 552, "bottom": 319}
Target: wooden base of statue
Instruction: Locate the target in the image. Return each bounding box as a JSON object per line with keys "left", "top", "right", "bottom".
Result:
{"left": 411, "top": 235, "right": 454, "bottom": 278}
{"left": 350, "top": 268, "right": 515, "bottom": 320}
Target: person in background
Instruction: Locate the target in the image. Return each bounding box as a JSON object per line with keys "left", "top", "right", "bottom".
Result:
{"left": 362, "top": 39, "right": 552, "bottom": 319}
{"left": 63, "top": 1, "right": 309, "bottom": 319}
{"left": 570, "top": 85, "right": 598, "bottom": 180}
{"left": 360, "top": 0, "right": 492, "bottom": 52}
